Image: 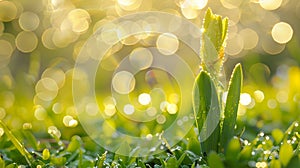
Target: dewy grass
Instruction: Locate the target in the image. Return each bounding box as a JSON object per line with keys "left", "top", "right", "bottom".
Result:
{"left": 0, "top": 120, "right": 35, "bottom": 166}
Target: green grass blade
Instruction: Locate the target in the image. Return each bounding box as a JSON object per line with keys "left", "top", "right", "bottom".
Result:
{"left": 0, "top": 155, "right": 5, "bottom": 167}
{"left": 207, "top": 151, "right": 224, "bottom": 168}
{"left": 177, "top": 152, "right": 187, "bottom": 166}
{"left": 193, "top": 71, "right": 220, "bottom": 154}
{"left": 279, "top": 142, "right": 294, "bottom": 167}
{"left": 166, "top": 156, "right": 177, "bottom": 168}
{"left": 66, "top": 135, "right": 82, "bottom": 152}
{"left": 96, "top": 151, "right": 107, "bottom": 168}
{"left": 22, "top": 130, "right": 39, "bottom": 151}
{"left": 187, "top": 137, "right": 201, "bottom": 156}
{"left": 0, "top": 120, "right": 35, "bottom": 166}
{"left": 225, "top": 138, "right": 241, "bottom": 166}
{"left": 220, "top": 64, "right": 243, "bottom": 152}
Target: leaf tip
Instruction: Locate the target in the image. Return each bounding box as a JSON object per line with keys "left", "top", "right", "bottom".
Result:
{"left": 233, "top": 63, "right": 243, "bottom": 77}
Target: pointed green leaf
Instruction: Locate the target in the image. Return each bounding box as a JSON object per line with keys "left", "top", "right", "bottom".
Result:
{"left": 22, "top": 130, "right": 39, "bottom": 150}
{"left": 279, "top": 142, "right": 294, "bottom": 166}
{"left": 270, "top": 159, "right": 281, "bottom": 168}
{"left": 177, "top": 152, "right": 187, "bottom": 166}
{"left": 193, "top": 71, "right": 220, "bottom": 153}
{"left": 194, "top": 71, "right": 211, "bottom": 135}
{"left": 287, "top": 156, "right": 300, "bottom": 168}
{"left": 225, "top": 138, "right": 241, "bottom": 164}
{"left": 239, "top": 145, "right": 252, "bottom": 161}
{"left": 0, "top": 155, "right": 5, "bottom": 168}
{"left": 187, "top": 137, "right": 201, "bottom": 156}
{"left": 272, "top": 129, "right": 284, "bottom": 145}
{"left": 202, "top": 9, "right": 222, "bottom": 52}
{"left": 208, "top": 152, "right": 224, "bottom": 168}
{"left": 221, "top": 64, "right": 243, "bottom": 151}
{"left": 137, "top": 159, "right": 146, "bottom": 168}
{"left": 166, "top": 156, "right": 177, "bottom": 168}
{"left": 203, "top": 8, "right": 212, "bottom": 29}
{"left": 66, "top": 135, "right": 82, "bottom": 152}
{"left": 5, "top": 163, "right": 17, "bottom": 168}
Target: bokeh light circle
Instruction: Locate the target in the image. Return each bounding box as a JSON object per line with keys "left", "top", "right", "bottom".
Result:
{"left": 156, "top": 33, "right": 179, "bottom": 55}
{"left": 0, "top": 1, "right": 18, "bottom": 22}
{"left": 73, "top": 11, "right": 222, "bottom": 156}
{"left": 112, "top": 71, "right": 136, "bottom": 94}
{"left": 19, "top": 12, "right": 40, "bottom": 31}
{"left": 239, "top": 28, "right": 259, "bottom": 50}
{"left": 129, "top": 47, "right": 153, "bottom": 70}
{"left": 271, "top": 22, "right": 293, "bottom": 44}
{"left": 15, "top": 31, "right": 38, "bottom": 53}
{"left": 259, "top": 0, "right": 282, "bottom": 10}
{"left": 0, "top": 40, "right": 14, "bottom": 58}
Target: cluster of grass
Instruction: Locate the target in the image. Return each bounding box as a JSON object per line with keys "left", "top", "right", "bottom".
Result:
{"left": 0, "top": 9, "right": 299, "bottom": 168}
{"left": 0, "top": 118, "right": 300, "bottom": 167}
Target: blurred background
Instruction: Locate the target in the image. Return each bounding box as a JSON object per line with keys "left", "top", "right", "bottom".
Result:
{"left": 0, "top": 0, "right": 299, "bottom": 141}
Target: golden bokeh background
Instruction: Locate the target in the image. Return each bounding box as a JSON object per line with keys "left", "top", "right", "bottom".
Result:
{"left": 0, "top": 0, "right": 299, "bottom": 139}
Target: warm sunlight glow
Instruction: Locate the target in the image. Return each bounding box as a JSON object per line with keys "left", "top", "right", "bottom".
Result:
{"left": 254, "top": 90, "right": 265, "bottom": 103}
{"left": 260, "top": 0, "right": 282, "bottom": 10}
{"left": 240, "top": 93, "right": 252, "bottom": 106}
{"left": 138, "top": 93, "right": 151, "bottom": 105}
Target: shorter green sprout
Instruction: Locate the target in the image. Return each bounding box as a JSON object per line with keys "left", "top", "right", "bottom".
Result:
{"left": 42, "top": 149, "right": 50, "bottom": 160}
